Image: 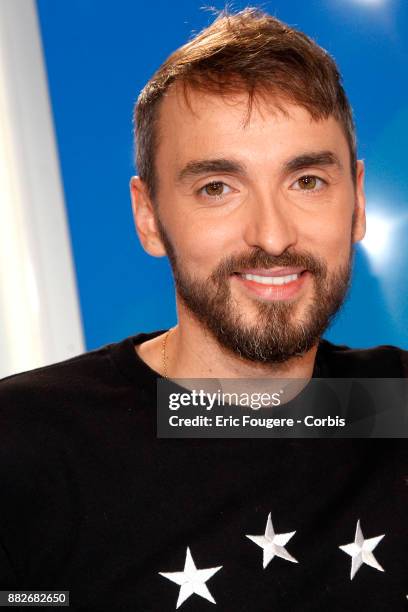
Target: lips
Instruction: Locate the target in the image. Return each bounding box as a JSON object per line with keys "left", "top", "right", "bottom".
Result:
{"left": 233, "top": 268, "right": 309, "bottom": 301}
{"left": 240, "top": 272, "right": 300, "bottom": 285}
{"left": 236, "top": 267, "right": 306, "bottom": 277}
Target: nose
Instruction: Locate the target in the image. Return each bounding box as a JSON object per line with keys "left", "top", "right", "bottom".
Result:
{"left": 242, "top": 192, "right": 297, "bottom": 255}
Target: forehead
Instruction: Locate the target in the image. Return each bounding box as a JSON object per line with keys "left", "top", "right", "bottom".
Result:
{"left": 155, "top": 84, "right": 350, "bottom": 172}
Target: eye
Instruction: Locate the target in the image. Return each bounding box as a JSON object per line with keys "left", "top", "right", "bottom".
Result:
{"left": 198, "top": 181, "right": 232, "bottom": 199}
{"left": 291, "top": 175, "right": 326, "bottom": 192}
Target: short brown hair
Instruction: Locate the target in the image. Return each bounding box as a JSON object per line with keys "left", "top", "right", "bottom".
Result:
{"left": 134, "top": 7, "right": 356, "bottom": 200}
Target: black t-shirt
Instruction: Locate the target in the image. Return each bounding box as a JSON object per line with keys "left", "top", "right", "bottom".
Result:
{"left": 0, "top": 332, "right": 407, "bottom": 611}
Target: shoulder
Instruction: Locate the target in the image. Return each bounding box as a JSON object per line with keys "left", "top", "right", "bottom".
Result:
{"left": 0, "top": 330, "right": 159, "bottom": 416}
{"left": 318, "top": 339, "right": 408, "bottom": 377}
{"left": 0, "top": 336, "right": 141, "bottom": 414}
{"left": 0, "top": 344, "right": 111, "bottom": 401}
{"left": 0, "top": 336, "right": 146, "bottom": 460}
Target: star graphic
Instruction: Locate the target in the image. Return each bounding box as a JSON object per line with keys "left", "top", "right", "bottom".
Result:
{"left": 159, "top": 547, "right": 222, "bottom": 609}
{"left": 246, "top": 512, "right": 298, "bottom": 568}
{"left": 339, "top": 519, "right": 385, "bottom": 580}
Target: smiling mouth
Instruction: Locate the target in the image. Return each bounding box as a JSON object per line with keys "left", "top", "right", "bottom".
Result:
{"left": 233, "top": 268, "right": 307, "bottom": 286}
{"left": 232, "top": 268, "right": 309, "bottom": 301}
{"left": 238, "top": 272, "right": 301, "bottom": 286}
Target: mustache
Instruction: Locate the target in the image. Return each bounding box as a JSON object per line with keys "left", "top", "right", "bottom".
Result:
{"left": 211, "top": 248, "right": 327, "bottom": 281}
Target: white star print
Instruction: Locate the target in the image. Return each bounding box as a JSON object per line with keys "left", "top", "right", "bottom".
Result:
{"left": 339, "top": 519, "right": 385, "bottom": 580}
{"left": 159, "top": 547, "right": 222, "bottom": 609}
{"left": 246, "top": 512, "right": 298, "bottom": 568}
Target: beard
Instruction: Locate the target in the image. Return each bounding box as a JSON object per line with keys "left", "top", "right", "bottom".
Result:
{"left": 156, "top": 219, "right": 353, "bottom": 364}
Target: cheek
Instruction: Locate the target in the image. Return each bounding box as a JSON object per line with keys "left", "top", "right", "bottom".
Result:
{"left": 302, "top": 213, "right": 353, "bottom": 266}
{"left": 166, "top": 213, "right": 239, "bottom": 269}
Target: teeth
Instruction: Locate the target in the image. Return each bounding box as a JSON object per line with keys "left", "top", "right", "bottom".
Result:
{"left": 241, "top": 273, "right": 299, "bottom": 285}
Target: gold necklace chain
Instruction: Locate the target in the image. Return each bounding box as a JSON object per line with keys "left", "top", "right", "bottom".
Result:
{"left": 161, "top": 328, "right": 173, "bottom": 378}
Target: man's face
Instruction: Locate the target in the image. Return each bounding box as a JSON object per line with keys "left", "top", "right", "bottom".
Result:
{"left": 138, "top": 86, "right": 365, "bottom": 363}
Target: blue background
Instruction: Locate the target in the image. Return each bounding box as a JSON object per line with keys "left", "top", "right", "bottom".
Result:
{"left": 36, "top": 0, "right": 408, "bottom": 350}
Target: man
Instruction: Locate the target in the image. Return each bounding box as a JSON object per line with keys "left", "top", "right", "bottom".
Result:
{"left": 0, "top": 8, "right": 406, "bottom": 611}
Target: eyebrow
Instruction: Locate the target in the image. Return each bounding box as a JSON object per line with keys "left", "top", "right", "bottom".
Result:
{"left": 176, "top": 150, "right": 343, "bottom": 184}
{"left": 176, "top": 158, "right": 246, "bottom": 184}
{"left": 283, "top": 151, "right": 344, "bottom": 174}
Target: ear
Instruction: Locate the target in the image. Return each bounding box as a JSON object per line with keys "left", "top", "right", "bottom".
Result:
{"left": 352, "top": 160, "right": 366, "bottom": 243}
{"left": 130, "top": 176, "right": 167, "bottom": 257}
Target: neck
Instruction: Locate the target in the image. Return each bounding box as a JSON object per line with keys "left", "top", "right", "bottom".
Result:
{"left": 136, "top": 305, "right": 319, "bottom": 380}
{"left": 170, "top": 318, "right": 317, "bottom": 379}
